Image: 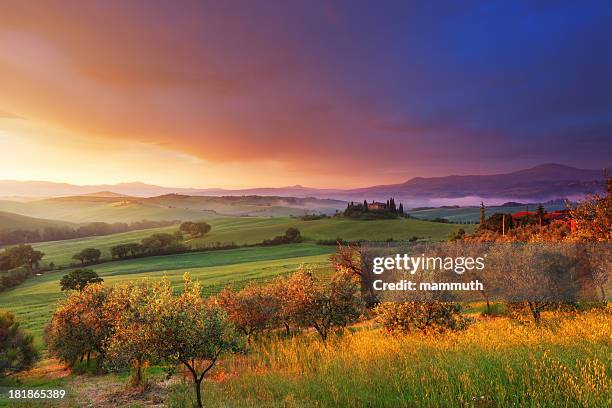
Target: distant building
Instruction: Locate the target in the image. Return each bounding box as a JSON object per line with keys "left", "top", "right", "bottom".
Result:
{"left": 512, "top": 209, "right": 569, "bottom": 227}
{"left": 368, "top": 201, "right": 387, "bottom": 210}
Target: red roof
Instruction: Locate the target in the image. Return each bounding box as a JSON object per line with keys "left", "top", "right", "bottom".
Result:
{"left": 512, "top": 211, "right": 536, "bottom": 219}
{"left": 512, "top": 210, "right": 567, "bottom": 220}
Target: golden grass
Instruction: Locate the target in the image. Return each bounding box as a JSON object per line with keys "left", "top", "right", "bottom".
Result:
{"left": 197, "top": 310, "right": 612, "bottom": 407}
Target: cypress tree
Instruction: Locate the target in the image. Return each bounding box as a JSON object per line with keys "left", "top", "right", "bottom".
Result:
{"left": 536, "top": 203, "right": 545, "bottom": 226}
{"left": 479, "top": 202, "right": 486, "bottom": 227}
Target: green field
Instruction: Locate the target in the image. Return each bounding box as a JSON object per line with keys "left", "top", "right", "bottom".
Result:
{"left": 0, "top": 244, "right": 334, "bottom": 342}
{"left": 30, "top": 216, "right": 471, "bottom": 267}
{"left": 31, "top": 225, "right": 180, "bottom": 266}
{"left": 189, "top": 216, "right": 472, "bottom": 246}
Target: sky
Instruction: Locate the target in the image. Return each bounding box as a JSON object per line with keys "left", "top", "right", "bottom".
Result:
{"left": 0, "top": 0, "right": 611, "bottom": 189}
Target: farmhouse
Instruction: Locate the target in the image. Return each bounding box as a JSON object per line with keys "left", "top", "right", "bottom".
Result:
{"left": 367, "top": 201, "right": 387, "bottom": 210}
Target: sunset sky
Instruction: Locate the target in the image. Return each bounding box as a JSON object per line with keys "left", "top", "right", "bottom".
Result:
{"left": 1, "top": 1, "right": 611, "bottom": 189}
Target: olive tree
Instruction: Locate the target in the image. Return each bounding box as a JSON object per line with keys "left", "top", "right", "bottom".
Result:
{"left": 147, "top": 274, "right": 243, "bottom": 408}
{"left": 284, "top": 269, "right": 362, "bottom": 341}
{"left": 103, "top": 281, "right": 158, "bottom": 387}
{"left": 215, "top": 283, "right": 279, "bottom": 344}
{"left": 46, "top": 283, "right": 114, "bottom": 366}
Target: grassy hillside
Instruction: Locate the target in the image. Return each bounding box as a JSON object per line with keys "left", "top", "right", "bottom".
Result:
{"left": 189, "top": 216, "right": 473, "bottom": 246}
{"left": 0, "top": 210, "right": 75, "bottom": 231}
{"left": 0, "top": 197, "right": 220, "bottom": 223}
{"left": 0, "top": 244, "right": 333, "bottom": 342}
{"left": 32, "top": 225, "right": 179, "bottom": 266}
{"left": 144, "top": 194, "right": 346, "bottom": 216}
{"left": 29, "top": 216, "right": 472, "bottom": 267}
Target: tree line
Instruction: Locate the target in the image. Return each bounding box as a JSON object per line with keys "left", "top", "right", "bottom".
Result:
{"left": 107, "top": 226, "right": 301, "bottom": 262}
{"left": 0, "top": 220, "right": 179, "bottom": 246}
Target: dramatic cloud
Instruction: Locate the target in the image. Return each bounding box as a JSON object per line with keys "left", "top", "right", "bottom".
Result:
{"left": 0, "top": 0, "right": 611, "bottom": 187}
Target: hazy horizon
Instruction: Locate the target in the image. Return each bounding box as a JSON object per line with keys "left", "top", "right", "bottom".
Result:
{"left": 0, "top": 162, "right": 608, "bottom": 192}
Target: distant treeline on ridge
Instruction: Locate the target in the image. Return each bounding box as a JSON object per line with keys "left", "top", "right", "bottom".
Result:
{"left": 0, "top": 220, "right": 180, "bottom": 246}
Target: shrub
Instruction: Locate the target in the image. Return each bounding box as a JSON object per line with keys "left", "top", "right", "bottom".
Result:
{"left": 260, "top": 228, "right": 303, "bottom": 246}
{"left": 448, "top": 228, "right": 466, "bottom": 241}
{"left": 140, "top": 233, "right": 188, "bottom": 255}
{"left": 0, "top": 268, "right": 35, "bottom": 293}
{"left": 179, "top": 221, "right": 212, "bottom": 237}
{"left": 375, "top": 302, "right": 473, "bottom": 335}
{"left": 0, "top": 311, "right": 38, "bottom": 375}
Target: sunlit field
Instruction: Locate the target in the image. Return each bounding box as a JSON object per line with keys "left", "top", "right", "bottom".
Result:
{"left": 26, "top": 216, "right": 471, "bottom": 268}
{"left": 182, "top": 310, "right": 611, "bottom": 408}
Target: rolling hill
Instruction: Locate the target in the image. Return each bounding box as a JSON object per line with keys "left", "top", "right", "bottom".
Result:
{"left": 0, "top": 196, "right": 218, "bottom": 223}
{"left": 0, "top": 194, "right": 346, "bottom": 223}
{"left": 0, "top": 244, "right": 334, "bottom": 340}
{"left": 0, "top": 210, "right": 75, "bottom": 232}
{"left": 29, "top": 215, "right": 472, "bottom": 267}
{"left": 348, "top": 164, "right": 608, "bottom": 202}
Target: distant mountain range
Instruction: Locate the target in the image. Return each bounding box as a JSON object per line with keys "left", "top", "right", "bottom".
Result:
{"left": 0, "top": 164, "right": 608, "bottom": 205}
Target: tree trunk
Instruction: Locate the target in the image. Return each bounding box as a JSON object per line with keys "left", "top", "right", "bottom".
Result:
{"left": 284, "top": 322, "right": 290, "bottom": 335}
{"left": 132, "top": 358, "right": 143, "bottom": 386}
{"left": 313, "top": 323, "right": 327, "bottom": 341}
{"left": 194, "top": 377, "right": 203, "bottom": 408}
{"left": 528, "top": 302, "right": 541, "bottom": 326}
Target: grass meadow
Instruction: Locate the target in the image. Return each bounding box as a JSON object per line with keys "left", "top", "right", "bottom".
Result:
{"left": 173, "top": 310, "right": 611, "bottom": 408}
{"left": 29, "top": 216, "right": 470, "bottom": 267}
{"left": 1, "top": 310, "right": 609, "bottom": 407}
